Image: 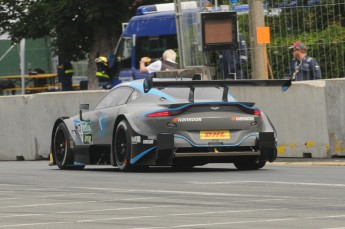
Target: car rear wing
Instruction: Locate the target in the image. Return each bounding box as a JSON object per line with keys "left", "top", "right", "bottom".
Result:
{"left": 143, "top": 77, "right": 292, "bottom": 102}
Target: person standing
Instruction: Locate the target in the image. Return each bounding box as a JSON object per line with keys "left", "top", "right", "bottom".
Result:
{"left": 140, "top": 49, "right": 180, "bottom": 74}
{"left": 219, "top": 33, "right": 248, "bottom": 79}
{"left": 288, "top": 41, "right": 321, "bottom": 81}
{"left": 95, "top": 54, "right": 119, "bottom": 89}
{"left": 57, "top": 61, "right": 74, "bottom": 91}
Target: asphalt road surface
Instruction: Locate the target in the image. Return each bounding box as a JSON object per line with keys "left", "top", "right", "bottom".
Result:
{"left": 0, "top": 160, "right": 345, "bottom": 229}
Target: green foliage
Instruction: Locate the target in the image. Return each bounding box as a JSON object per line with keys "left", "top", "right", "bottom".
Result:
{"left": 0, "top": 0, "right": 149, "bottom": 61}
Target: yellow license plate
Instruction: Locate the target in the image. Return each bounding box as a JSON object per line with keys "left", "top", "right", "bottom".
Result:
{"left": 200, "top": 130, "right": 230, "bottom": 140}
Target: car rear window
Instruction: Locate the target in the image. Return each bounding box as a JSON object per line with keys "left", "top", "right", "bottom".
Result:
{"left": 159, "top": 87, "right": 236, "bottom": 102}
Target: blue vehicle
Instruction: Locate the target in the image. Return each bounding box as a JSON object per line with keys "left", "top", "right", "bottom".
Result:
{"left": 50, "top": 77, "right": 291, "bottom": 171}
{"left": 113, "top": 3, "right": 184, "bottom": 83}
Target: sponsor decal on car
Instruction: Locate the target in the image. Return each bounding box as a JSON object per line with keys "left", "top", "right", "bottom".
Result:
{"left": 131, "top": 136, "right": 141, "bottom": 144}
{"left": 172, "top": 117, "right": 203, "bottom": 123}
{"left": 200, "top": 130, "right": 230, "bottom": 140}
{"left": 76, "top": 121, "right": 93, "bottom": 144}
{"left": 231, "top": 116, "right": 255, "bottom": 121}
{"left": 143, "top": 139, "right": 154, "bottom": 144}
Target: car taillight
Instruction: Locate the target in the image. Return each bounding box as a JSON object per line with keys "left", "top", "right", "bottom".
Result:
{"left": 146, "top": 110, "right": 183, "bottom": 117}
{"left": 253, "top": 109, "right": 261, "bottom": 115}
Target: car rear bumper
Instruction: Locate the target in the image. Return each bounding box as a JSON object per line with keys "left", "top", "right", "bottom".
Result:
{"left": 130, "top": 132, "right": 277, "bottom": 166}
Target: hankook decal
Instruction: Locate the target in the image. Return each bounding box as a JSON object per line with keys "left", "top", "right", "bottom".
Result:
{"left": 172, "top": 117, "right": 203, "bottom": 123}
{"left": 231, "top": 116, "right": 255, "bottom": 121}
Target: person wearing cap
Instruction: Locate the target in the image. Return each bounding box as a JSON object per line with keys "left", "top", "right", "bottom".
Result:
{"left": 288, "top": 41, "right": 321, "bottom": 81}
{"left": 140, "top": 49, "right": 180, "bottom": 74}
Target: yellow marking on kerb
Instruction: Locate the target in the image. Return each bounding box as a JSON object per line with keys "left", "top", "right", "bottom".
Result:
{"left": 305, "top": 141, "right": 315, "bottom": 148}
{"left": 289, "top": 144, "right": 297, "bottom": 149}
{"left": 336, "top": 141, "right": 345, "bottom": 153}
{"left": 277, "top": 145, "right": 286, "bottom": 155}
{"left": 325, "top": 144, "right": 329, "bottom": 152}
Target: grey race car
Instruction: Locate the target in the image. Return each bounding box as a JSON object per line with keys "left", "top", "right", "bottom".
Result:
{"left": 50, "top": 77, "right": 291, "bottom": 171}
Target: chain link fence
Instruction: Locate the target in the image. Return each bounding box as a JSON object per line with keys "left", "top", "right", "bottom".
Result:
{"left": 238, "top": 0, "right": 345, "bottom": 79}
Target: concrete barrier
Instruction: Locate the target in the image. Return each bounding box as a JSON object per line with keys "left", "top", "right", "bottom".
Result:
{"left": 0, "top": 79, "right": 344, "bottom": 160}
{"left": 231, "top": 79, "right": 345, "bottom": 158}
{"left": 0, "top": 90, "right": 107, "bottom": 160}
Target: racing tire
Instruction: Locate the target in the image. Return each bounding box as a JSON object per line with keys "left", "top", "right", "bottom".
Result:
{"left": 53, "top": 123, "right": 74, "bottom": 169}
{"left": 113, "top": 120, "right": 132, "bottom": 172}
{"left": 234, "top": 157, "right": 266, "bottom": 170}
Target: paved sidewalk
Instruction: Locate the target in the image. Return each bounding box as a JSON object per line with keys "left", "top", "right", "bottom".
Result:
{"left": 274, "top": 157, "right": 345, "bottom": 166}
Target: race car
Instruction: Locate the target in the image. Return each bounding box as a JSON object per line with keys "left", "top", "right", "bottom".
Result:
{"left": 50, "top": 76, "right": 291, "bottom": 171}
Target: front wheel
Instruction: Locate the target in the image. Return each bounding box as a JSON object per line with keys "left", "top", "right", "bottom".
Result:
{"left": 53, "top": 123, "right": 73, "bottom": 169}
{"left": 113, "top": 120, "right": 132, "bottom": 172}
{"left": 234, "top": 157, "right": 266, "bottom": 170}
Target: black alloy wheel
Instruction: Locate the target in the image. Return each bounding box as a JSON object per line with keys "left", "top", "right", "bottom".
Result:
{"left": 53, "top": 123, "right": 73, "bottom": 169}
{"left": 114, "top": 120, "right": 132, "bottom": 172}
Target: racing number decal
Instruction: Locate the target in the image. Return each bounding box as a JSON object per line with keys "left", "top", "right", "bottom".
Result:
{"left": 81, "top": 121, "right": 92, "bottom": 144}
{"left": 200, "top": 130, "right": 230, "bottom": 140}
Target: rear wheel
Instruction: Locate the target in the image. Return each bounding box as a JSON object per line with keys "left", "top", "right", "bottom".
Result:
{"left": 113, "top": 120, "right": 132, "bottom": 172}
{"left": 234, "top": 157, "right": 266, "bottom": 170}
{"left": 53, "top": 123, "right": 73, "bottom": 169}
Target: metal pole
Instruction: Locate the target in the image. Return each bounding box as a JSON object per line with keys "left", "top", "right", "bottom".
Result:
{"left": 174, "top": 0, "right": 184, "bottom": 68}
{"left": 20, "top": 39, "right": 26, "bottom": 95}
{"left": 248, "top": 0, "right": 267, "bottom": 79}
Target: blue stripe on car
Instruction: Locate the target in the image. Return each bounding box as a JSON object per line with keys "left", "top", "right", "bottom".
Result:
{"left": 130, "top": 81, "right": 176, "bottom": 102}
{"left": 175, "top": 133, "right": 259, "bottom": 147}
{"left": 130, "top": 146, "right": 157, "bottom": 164}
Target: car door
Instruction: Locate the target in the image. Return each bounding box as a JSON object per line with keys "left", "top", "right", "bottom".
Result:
{"left": 85, "top": 87, "right": 134, "bottom": 145}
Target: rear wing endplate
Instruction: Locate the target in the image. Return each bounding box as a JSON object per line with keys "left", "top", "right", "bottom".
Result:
{"left": 143, "top": 77, "right": 291, "bottom": 102}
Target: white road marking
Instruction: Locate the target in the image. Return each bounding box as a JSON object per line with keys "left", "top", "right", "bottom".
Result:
{"left": 58, "top": 205, "right": 174, "bottom": 214}
{"left": 69, "top": 186, "right": 329, "bottom": 200}
{"left": 0, "top": 193, "right": 96, "bottom": 201}
{"left": 0, "top": 222, "right": 67, "bottom": 228}
{"left": 76, "top": 208, "right": 281, "bottom": 223}
{"left": 323, "top": 227, "right": 345, "bottom": 229}
{"left": 77, "top": 215, "right": 158, "bottom": 223}
{"left": 70, "top": 186, "right": 281, "bottom": 197}
{"left": 131, "top": 214, "right": 345, "bottom": 229}
{"left": 2, "top": 214, "right": 345, "bottom": 229}
{"left": 0, "top": 197, "right": 160, "bottom": 209}
{"left": 0, "top": 214, "right": 43, "bottom": 218}
{"left": 189, "top": 180, "right": 345, "bottom": 187}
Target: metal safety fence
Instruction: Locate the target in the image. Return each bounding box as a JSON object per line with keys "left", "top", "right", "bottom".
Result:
{"left": 1, "top": 1, "right": 344, "bottom": 81}
{"left": 237, "top": 0, "right": 345, "bottom": 79}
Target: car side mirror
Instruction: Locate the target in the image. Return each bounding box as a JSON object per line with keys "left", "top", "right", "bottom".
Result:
{"left": 79, "top": 104, "right": 89, "bottom": 121}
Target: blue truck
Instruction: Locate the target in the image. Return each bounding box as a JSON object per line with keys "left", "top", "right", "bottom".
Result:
{"left": 112, "top": 2, "right": 194, "bottom": 83}
{"left": 109, "top": 1, "right": 244, "bottom": 84}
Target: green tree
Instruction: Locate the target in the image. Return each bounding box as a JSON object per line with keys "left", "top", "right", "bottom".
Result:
{"left": 0, "top": 0, "right": 170, "bottom": 89}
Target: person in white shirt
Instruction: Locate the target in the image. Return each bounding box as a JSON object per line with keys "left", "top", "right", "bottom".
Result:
{"left": 140, "top": 49, "right": 180, "bottom": 74}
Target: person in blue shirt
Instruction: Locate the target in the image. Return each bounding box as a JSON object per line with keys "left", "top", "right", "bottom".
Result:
{"left": 288, "top": 41, "right": 321, "bottom": 81}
